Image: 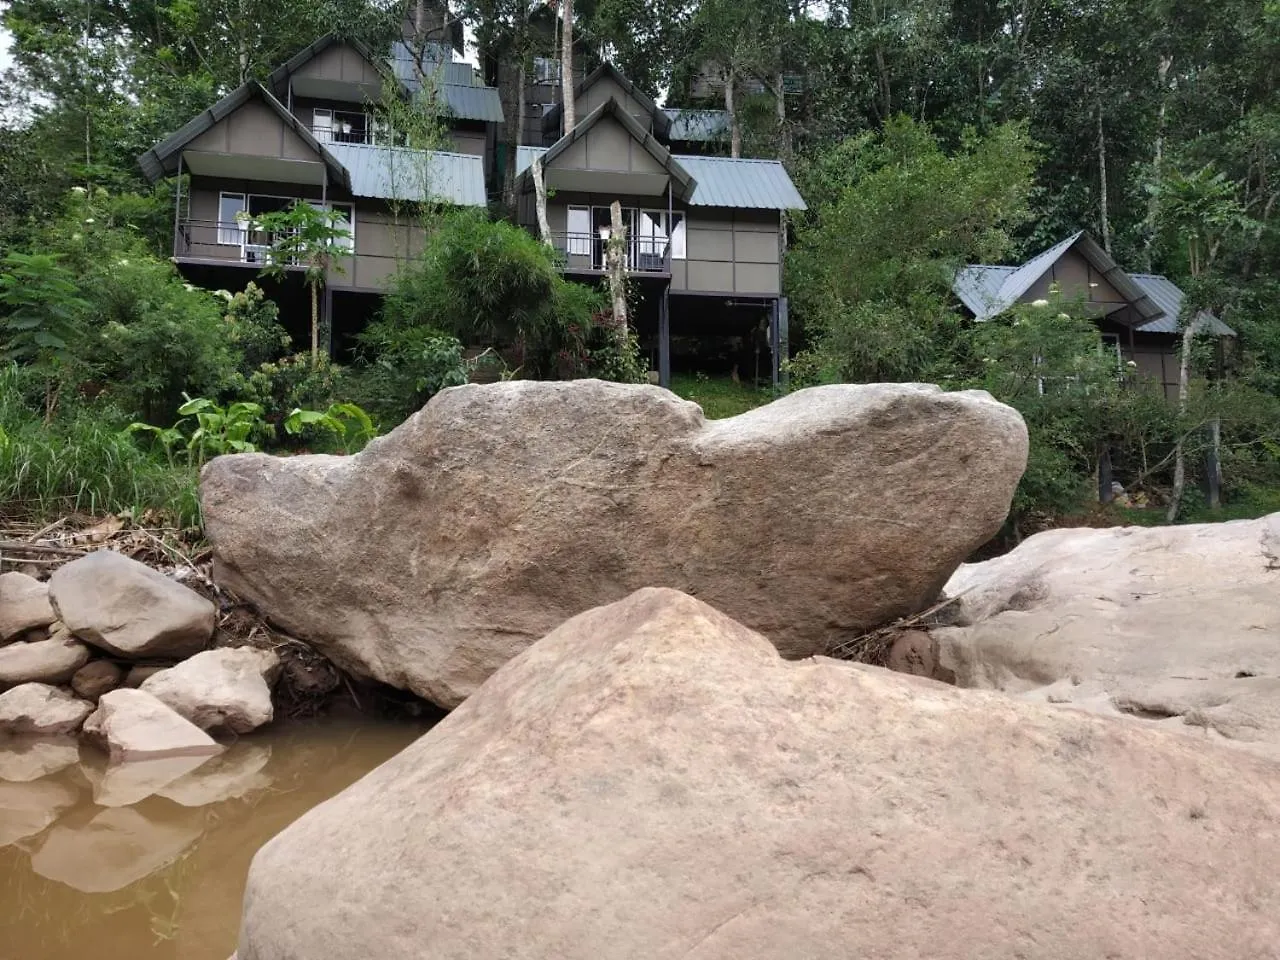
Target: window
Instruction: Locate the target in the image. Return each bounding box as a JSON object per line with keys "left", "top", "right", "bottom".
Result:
{"left": 533, "top": 57, "right": 561, "bottom": 83}
{"left": 312, "top": 109, "right": 333, "bottom": 142}
{"left": 670, "top": 214, "right": 686, "bottom": 260}
{"left": 1100, "top": 333, "right": 1123, "bottom": 371}
{"left": 308, "top": 201, "right": 356, "bottom": 252}
{"left": 217, "top": 193, "right": 246, "bottom": 245}
{"left": 566, "top": 206, "right": 590, "bottom": 256}
{"left": 332, "top": 110, "right": 369, "bottom": 144}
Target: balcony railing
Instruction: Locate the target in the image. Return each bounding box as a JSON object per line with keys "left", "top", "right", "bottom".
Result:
{"left": 174, "top": 220, "right": 351, "bottom": 265}
{"left": 550, "top": 232, "right": 672, "bottom": 276}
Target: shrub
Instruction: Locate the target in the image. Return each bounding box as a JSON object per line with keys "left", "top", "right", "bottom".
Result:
{"left": 350, "top": 319, "right": 468, "bottom": 424}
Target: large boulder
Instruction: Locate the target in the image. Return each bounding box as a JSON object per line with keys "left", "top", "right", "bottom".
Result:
{"left": 0, "top": 572, "right": 56, "bottom": 641}
{"left": 141, "top": 648, "right": 279, "bottom": 734}
{"left": 203, "top": 381, "right": 1027, "bottom": 707}
{"left": 932, "top": 514, "right": 1280, "bottom": 760}
{"left": 82, "top": 688, "right": 223, "bottom": 762}
{"left": 0, "top": 682, "right": 94, "bottom": 736}
{"left": 0, "top": 633, "right": 91, "bottom": 687}
{"left": 237, "top": 589, "right": 1280, "bottom": 960}
{"left": 48, "top": 550, "right": 216, "bottom": 659}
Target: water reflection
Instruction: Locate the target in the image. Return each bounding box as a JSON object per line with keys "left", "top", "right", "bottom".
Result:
{"left": 0, "top": 716, "right": 431, "bottom": 960}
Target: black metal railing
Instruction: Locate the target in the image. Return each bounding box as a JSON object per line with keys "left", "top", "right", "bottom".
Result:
{"left": 549, "top": 232, "right": 671, "bottom": 275}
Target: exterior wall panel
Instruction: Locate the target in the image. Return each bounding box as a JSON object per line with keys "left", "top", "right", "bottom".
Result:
{"left": 187, "top": 101, "right": 317, "bottom": 161}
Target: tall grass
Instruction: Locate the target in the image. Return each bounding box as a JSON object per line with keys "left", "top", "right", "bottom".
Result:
{"left": 0, "top": 366, "right": 201, "bottom": 527}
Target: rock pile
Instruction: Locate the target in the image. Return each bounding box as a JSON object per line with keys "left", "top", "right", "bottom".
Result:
{"left": 0, "top": 551, "right": 280, "bottom": 756}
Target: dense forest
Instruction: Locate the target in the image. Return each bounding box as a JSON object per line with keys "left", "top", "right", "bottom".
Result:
{"left": 0, "top": 0, "right": 1277, "bottom": 539}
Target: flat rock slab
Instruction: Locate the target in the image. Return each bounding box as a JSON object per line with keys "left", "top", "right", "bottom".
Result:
{"left": 0, "top": 635, "right": 91, "bottom": 687}
{"left": 933, "top": 514, "right": 1280, "bottom": 760}
{"left": 82, "top": 688, "right": 224, "bottom": 762}
{"left": 0, "top": 682, "right": 94, "bottom": 736}
{"left": 0, "top": 572, "right": 56, "bottom": 641}
{"left": 142, "top": 648, "right": 279, "bottom": 734}
{"left": 237, "top": 588, "right": 1280, "bottom": 960}
{"left": 49, "top": 550, "right": 215, "bottom": 659}
{"left": 204, "top": 381, "right": 1027, "bottom": 707}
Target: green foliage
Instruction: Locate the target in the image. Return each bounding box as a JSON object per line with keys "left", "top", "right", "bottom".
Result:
{"left": 789, "top": 117, "right": 1036, "bottom": 382}
{"left": 380, "top": 211, "right": 639, "bottom": 384}
{"left": 669, "top": 372, "right": 774, "bottom": 420}
{"left": 283, "top": 402, "right": 378, "bottom": 454}
{"left": 129, "top": 394, "right": 268, "bottom": 466}
{"left": 0, "top": 365, "right": 200, "bottom": 525}
{"left": 238, "top": 353, "right": 349, "bottom": 430}
{"left": 222, "top": 282, "right": 290, "bottom": 373}
{"left": 350, "top": 320, "right": 468, "bottom": 424}
{"left": 0, "top": 251, "right": 90, "bottom": 417}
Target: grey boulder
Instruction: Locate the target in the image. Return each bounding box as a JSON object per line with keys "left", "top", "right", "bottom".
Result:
{"left": 0, "top": 572, "right": 56, "bottom": 642}
{"left": 142, "top": 647, "right": 280, "bottom": 734}
{"left": 0, "top": 682, "right": 94, "bottom": 736}
{"left": 49, "top": 550, "right": 215, "bottom": 659}
{"left": 236, "top": 588, "right": 1280, "bottom": 960}
{"left": 933, "top": 513, "right": 1280, "bottom": 760}
{"left": 82, "top": 688, "right": 223, "bottom": 762}
{"left": 0, "top": 633, "right": 91, "bottom": 687}
{"left": 203, "top": 380, "right": 1027, "bottom": 707}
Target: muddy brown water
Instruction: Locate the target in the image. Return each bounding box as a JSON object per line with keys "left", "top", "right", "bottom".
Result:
{"left": 0, "top": 716, "right": 433, "bottom": 960}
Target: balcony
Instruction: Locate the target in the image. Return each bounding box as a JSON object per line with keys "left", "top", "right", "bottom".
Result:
{"left": 550, "top": 232, "right": 672, "bottom": 277}
{"left": 174, "top": 219, "right": 305, "bottom": 266}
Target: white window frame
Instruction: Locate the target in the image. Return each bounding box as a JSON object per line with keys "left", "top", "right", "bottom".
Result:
{"left": 533, "top": 57, "right": 561, "bottom": 83}
{"left": 217, "top": 192, "right": 246, "bottom": 245}
{"left": 312, "top": 108, "right": 333, "bottom": 142}
{"left": 566, "top": 205, "right": 590, "bottom": 256}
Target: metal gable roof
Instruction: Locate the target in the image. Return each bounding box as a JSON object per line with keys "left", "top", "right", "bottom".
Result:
{"left": 515, "top": 146, "right": 805, "bottom": 211}
{"left": 324, "top": 142, "right": 486, "bottom": 206}
{"left": 662, "top": 109, "right": 730, "bottom": 142}
{"left": 1129, "top": 274, "right": 1236, "bottom": 336}
{"left": 433, "top": 83, "right": 505, "bottom": 122}
{"left": 136, "top": 81, "right": 351, "bottom": 189}
{"left": 953, "top": 264, "right": 1016, "bottom": 318}
{"left": 543, "top": 64, "right": 670, "bottom": 136}
{"left": 518, "top": 98, "right": 696, "bottom": 200}
{"left": 992, "top": 232, "right": 1084, "bottom": 310}
{"left": 674, "top": 155, "right": 806, "bottom": 210}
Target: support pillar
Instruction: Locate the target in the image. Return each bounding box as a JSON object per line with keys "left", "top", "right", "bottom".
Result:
{"left": 1206, "top": 418, "right": 1222, "bottom": 509}
{"left": 777, "top": 296, "right": 790, "bottom": 392}
{"left": 172, "top": 154, "right": 184, "bottom": 258}
{"left": 658, "top": 284, "right": 671, "bottom": 389}
{"left": 770, "top": 298, "right": 780, "bottom": 389}
{"left": 1098, "top": 443, "right": 1114, "bottom": 503}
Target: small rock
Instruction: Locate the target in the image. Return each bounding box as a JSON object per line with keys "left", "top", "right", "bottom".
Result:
{"left": 142, "top": 648, "right": 280, "bottom": 734}
{"left": 124, "top": 664, "right": 172, "bottom": 688}
{"left": 21, "top": 627, "right": 50, "bottom": 644}
{"left": 0, "top": 683, "right": 94, "bottom": 736}
{"left": 0, "top": 572, "right": 56, "bottom": 642}
{"left": 0, "top": 635, "right": 92, "bottom": 687}
{"left": 71, "top": 661, "right": 125, "bottom": 701}
{"left": 0, "top": 738, "right": 80, "bottom": 782}
{"left": 49, "top": 551, "right": 215, "bottom": 659}
{"left": 886, "top": 630, "right": 937, "bottom": 678}
{"left": 82, "top": 688, "right": 223, "bottom": 762}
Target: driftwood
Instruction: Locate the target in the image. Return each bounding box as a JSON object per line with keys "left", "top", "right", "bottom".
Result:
{"left": 828, "top": 588, "right": 972, "bottom": 665}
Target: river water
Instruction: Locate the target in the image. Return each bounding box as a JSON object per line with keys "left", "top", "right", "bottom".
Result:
{"left": 0, "top": 716, "right": 432, "bottom": 960}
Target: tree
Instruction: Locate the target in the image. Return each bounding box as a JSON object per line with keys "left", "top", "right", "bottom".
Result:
{"left": 788, "top": 116, "right": 1035, "bottom": 383}
{"left": 252, "top": 202, "right": 354, "bottom": 362}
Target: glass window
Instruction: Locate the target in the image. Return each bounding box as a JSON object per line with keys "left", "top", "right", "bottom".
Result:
{"left": 312, "top": 109, "right": 332, "bottom": 142}
{"left": 533, "top": 57, "right": 561, "bottom": 83}
{"left": 670, "top": 213, "right": 686, "bottom": 260}
{"left": 566, "top": 206, "right": 590, "bottom": 256}
{"left": 217, "top": 193, "right": 246, "bottom": 245}
{"left": 329, "top": 203, "right": 355, "bottom": 252}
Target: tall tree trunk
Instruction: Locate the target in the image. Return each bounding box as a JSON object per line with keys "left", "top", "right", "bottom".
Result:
{"left": 773, "top": 71, "right": 791, "bottom": 161}
{"left": 607, "top": 201, "right": 629, "bottom": 339}
{"left": 1165, "top": 321, "right": 1196, "bottom": 522}
{"left": 501, "top": 62, "right": 525, "bottom": 209}
{"left": 310, "top": 282, "right": 320, "bottom": 362}
{"left": 1097, "top": 97, "right": 1111, "bottom": 254}
{"left": 532, "top": 155, "right": 551, "bottom": 244}
{"left": 1143, "top": 55, "right": 1173, "bottom": 272}
{"left": 560, "top": 0, "right": 576, "bottom": 133}
{"left": 724, "top": 63, "right": 741, "bottom": 158}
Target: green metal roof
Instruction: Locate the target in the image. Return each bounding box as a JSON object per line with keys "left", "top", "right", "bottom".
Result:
{"left": 324, "top": 142, "right": 486, "bottom": 206}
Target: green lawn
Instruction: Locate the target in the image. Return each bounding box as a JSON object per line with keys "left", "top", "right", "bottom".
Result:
{"left": 668, "top": 373, "right": 775, "bottom": 420}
